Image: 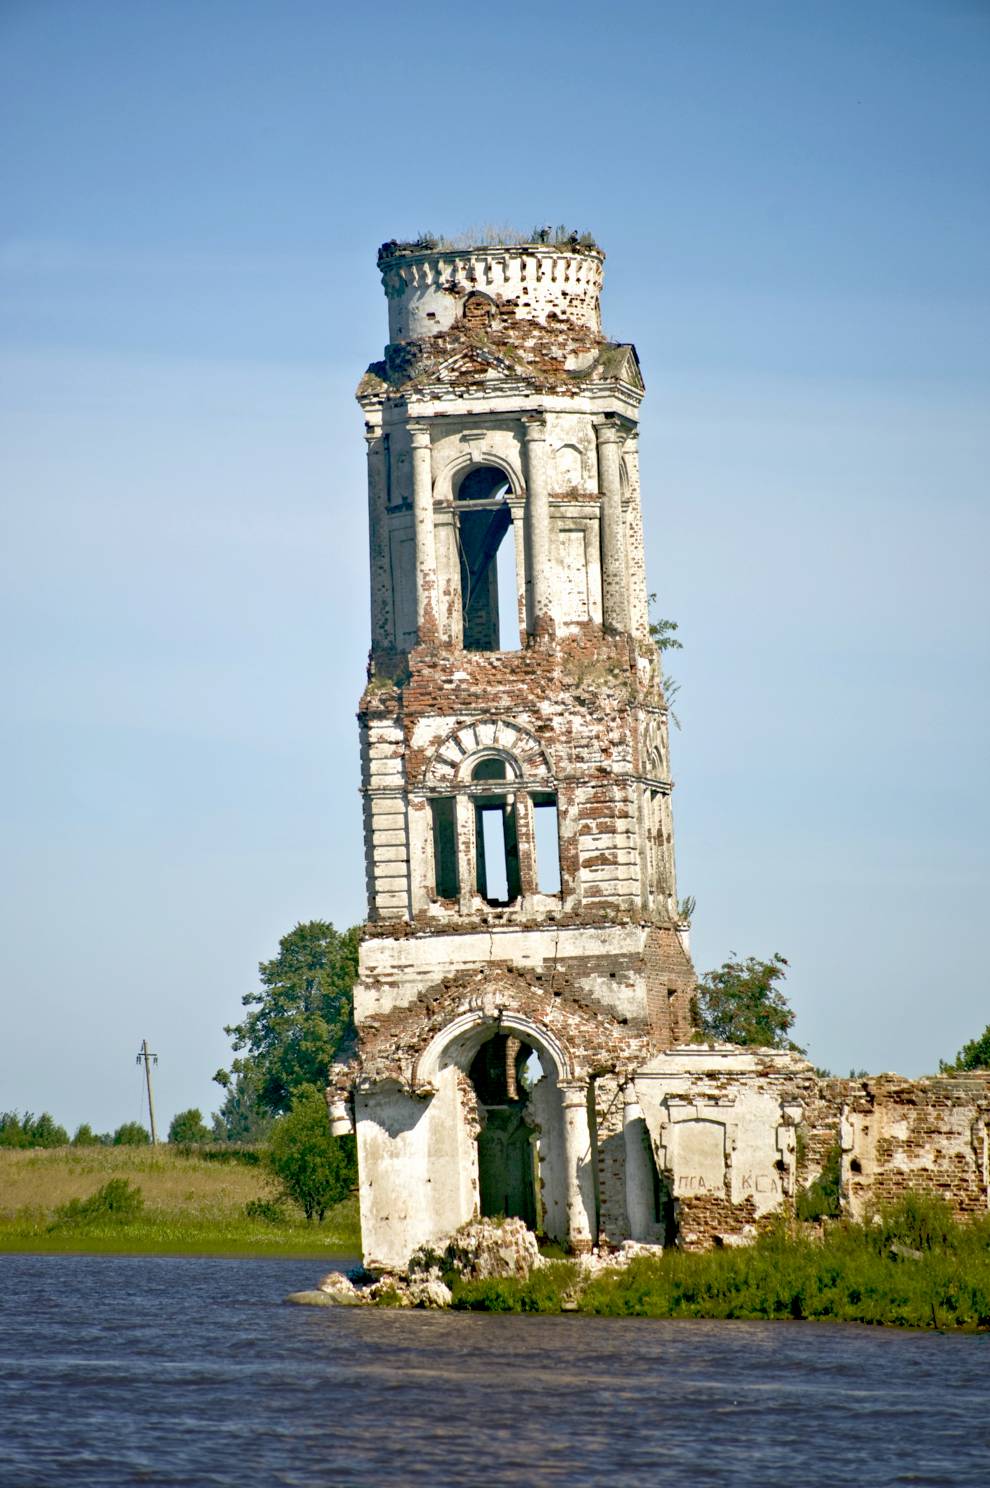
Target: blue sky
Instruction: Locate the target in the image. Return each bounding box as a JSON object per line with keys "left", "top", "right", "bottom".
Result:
{"left": 2, "top": 0, "right": 987, "bottom": 1131}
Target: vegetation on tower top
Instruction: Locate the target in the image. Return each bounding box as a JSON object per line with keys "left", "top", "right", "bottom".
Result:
{"left": 379, "top": 225, "right": 600, "bottom": 259}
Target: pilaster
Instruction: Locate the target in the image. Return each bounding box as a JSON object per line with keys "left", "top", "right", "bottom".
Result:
{"left": 409, "top": 422, "right": 438, "bottom": 643}
{"left": 596, "top": 418, "right": 630, "bottom": 634}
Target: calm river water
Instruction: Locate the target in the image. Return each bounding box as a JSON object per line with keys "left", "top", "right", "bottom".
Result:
{"left": 1, "top": 1254, "right": 987, "bottom": 1487}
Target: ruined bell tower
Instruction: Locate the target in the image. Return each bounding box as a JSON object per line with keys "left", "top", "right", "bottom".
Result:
{"left": 340, "top": 234, "right": 696, "bottom": 1270}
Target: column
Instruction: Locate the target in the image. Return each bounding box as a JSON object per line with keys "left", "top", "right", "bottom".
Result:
{"left": 522, "top": 417, "right": 551, "bottom": 636}
{"left": 595, "top": 419, "right": 630, "bottom": 633}
{"left": 365, "top": 431, "right": 391, "bottom": 650}
{"left": 559, "top": 1079, "right": 595, "bottom": 1253}
{"left": 622, "top": 1085, "right": 656, "bottom": 1241}
{"left": 409, "top": 422, "right": 438, "bottom": 643}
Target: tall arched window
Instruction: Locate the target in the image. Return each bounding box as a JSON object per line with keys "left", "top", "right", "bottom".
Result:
{"left": 456, "top": 466, "right": 519, "bottom": 652}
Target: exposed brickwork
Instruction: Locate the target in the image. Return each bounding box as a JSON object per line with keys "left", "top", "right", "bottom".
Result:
{"left": 337, "top": 238, "right": 987, "bottom": 1272}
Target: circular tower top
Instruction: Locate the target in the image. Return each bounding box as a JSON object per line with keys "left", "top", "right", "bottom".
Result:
{"left": 377, "top": 240, "right": 605, "bottom": 344}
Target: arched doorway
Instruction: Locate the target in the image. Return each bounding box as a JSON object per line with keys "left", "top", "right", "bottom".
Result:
{"left": 468, "top": 1032, "right": 540, "bottom": 1228}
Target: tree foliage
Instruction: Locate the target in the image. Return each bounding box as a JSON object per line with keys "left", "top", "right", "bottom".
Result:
{"left": 216, "top": 920, "right": 360, "bottom": 1117}
{"left": 167, "top": 1108, "right": 211, "bottom": 1144}
{"left": 939, "top": 1023, "right": 990, "bottom": 1073}
{"left": 70, "top": 1123, "right": 105, "bottom": 1147}
{"left": 265, "top": 1089, "right": 357, "bottom": 1221}
{"left": 211, "top": 1070, "right": 276, "bottom": 1143}
{"left": 113, "top": 1121, "right": 150, "bottom": 1146}
{"left": 691, "top": 953, "right": 802, "bottom": 1050}
{"left": 647, "top": 598, "right": 683, "bottom": 726}
{"left": 0, "top": 1111, "right": 69, "bottom": 1148}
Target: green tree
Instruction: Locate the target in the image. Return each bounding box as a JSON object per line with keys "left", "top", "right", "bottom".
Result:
{"left": 0, "top": 1111, "right": 69, "bottom": 1148}
{"left": 71, "top": 1123, "right": 102, "bottom": 1147}
{"left": 211, "top": 1069, "right": 275, "bottom": 1143}
{"left": 0, "top": 1112, "right": 28, "bottom": 1148}
{"left": 216, "top": 920, "right": 360, "bottom": 1117}
{"left": 113, "top": 1121, "right": 150, "bottom": 1146}
{"left": 265, "top": 1089, "right": 357, "bottom": 1221}
{"left": 692, "top": 953, "right": 802, "bottom": 1050}
{"left": 939, "top": 1022, "right": 990, "bottom": 1072}
{"left": 167, "top": 1108, "right": 211, "bottom": 1144}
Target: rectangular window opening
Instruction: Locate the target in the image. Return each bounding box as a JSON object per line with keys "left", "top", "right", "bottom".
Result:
{"left": 475, "top": 801, "right": 520, "bottom": 903}
{"left": 430, "top": 798, "right": 459, "bottom": 899}
{"left": 532, "top": 793, "right": 561, "bottom": 895}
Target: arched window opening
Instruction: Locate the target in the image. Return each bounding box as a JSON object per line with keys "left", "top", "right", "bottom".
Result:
{"left": 532, "top": 792, "right": 561, "bottom": 894}
{"left": 468, "top": 1032, "right": 541, "bottom": 1227}
{"left": 429, "top": 797, "right": 459, "bottom": 899}
{"left": 456, "top": 467, "right": 519, "bottom": 652}
{"left": 472, "top": 758, "right": 520, "bottom": 904}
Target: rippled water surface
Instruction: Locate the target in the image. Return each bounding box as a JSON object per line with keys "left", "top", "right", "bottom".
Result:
{"left": 1, "top": 1255, "right": 988, "bottom": 1486}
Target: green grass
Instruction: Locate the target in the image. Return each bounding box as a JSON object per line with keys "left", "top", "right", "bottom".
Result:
{"left": 0, "top": 1146, "right": 360, "bottom": 1257}
{"left": 451, "top": 1199, "right": 990, "bottom": 1330}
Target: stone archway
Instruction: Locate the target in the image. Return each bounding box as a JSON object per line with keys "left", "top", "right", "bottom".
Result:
{"left": 414, "top": 1009, "right": 596, "bottom": 1250}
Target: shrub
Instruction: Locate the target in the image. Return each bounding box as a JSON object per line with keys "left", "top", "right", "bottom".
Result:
{"left": 796, "top": 1143, "right": 842, "bottom": 1221}
{"left": 867, "top": 1192, "right": 959, "bottom": 1254}
{"left": 54, "top": 1178, "right": 145, "bottom": 1226}
{"left": 244, "top": 1198, "right": 288, "bottom": 1225}
{"left": 265, "top": 1089, "right": 357, "bottom": 1221}
{"left": 113, "top": 1122, "right": 150, "bottom": 1146}
{"left": 451, "top": 1262, "right": 582, "bottom": 1314}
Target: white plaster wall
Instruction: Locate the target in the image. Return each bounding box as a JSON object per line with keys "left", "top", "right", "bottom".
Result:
{"left": 356, "top": 1065, "right": 478, "bottom": 1271}
{"left": 380, "top": 248, "right": 605, "bottom": 343}
{"left": 544, "top": 411, "right": 598, "bottom": 496}
{"left": 357, "top": 923, "right": 654, "bottom": 1020}
{"left": 633, "top": 1047, "right": 812, "bottom": 1222}
{"left": 528, "top": 1066, "right": 568, "bottom": 1241}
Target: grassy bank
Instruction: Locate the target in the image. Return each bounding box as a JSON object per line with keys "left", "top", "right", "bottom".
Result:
{"left": 452, "top": 1200, "right": 990, "bottom": 1330}
{"left": 0, "top": 1146, "right": 360, "bottom": 1257}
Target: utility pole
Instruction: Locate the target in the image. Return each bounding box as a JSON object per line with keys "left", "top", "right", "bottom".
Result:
{"left": 136, "top": 1039, "right": 159, "bottom": 1145}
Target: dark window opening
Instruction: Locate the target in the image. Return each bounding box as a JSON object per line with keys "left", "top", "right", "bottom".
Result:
{"left": 532, "top": 792, "right": 561, "bottom": 894}
{"left": 429, "top": 797, "right": 459, "bottom": 899}
{"left": 473, "top": 758, "right": 520, "bottom": 904}
{"left": 469, "top": 1033, "right": 538, "bottom": 1227}
{"left": 456, "top": 467, "right": 519, "bottom": 652}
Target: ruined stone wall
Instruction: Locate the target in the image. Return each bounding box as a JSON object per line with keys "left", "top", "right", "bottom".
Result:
{"left": 840, "top": 1075, "right": 990, "bottom": 1222}
{"left": 629, "top": 1050, "right": 990, "bottom": 1249}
